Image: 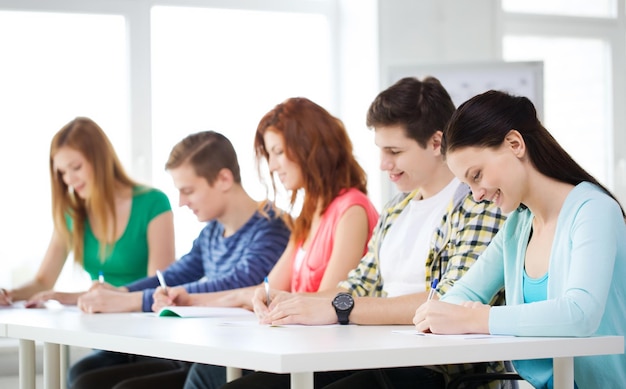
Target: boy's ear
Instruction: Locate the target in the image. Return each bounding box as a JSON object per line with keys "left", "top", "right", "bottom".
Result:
{"left": 504, "top": 129, "right": 526, "bottom": 158}
{"left": 215, "top": 168, "right": 235, "bottom": 190}
{"left": 431, "top": 130, "right": 443, "bottom": 154}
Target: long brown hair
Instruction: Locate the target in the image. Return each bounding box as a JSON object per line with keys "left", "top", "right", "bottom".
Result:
{"left": 442, "top": 90, "right": 625, "bottom": 217}
{"left": 49, "top": 117, "right": 139, "bottom": 264}
{"left": 254, "top": 97, "right": 368, "bottom": 244}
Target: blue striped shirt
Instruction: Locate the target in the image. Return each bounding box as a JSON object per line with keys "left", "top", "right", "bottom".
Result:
{"left": 126, "top": 205, "right": 290, "bottom": 311}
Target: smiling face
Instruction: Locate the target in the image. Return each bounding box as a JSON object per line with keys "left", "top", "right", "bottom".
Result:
{"left": 374, "top": 124, "right": 441, "bottom": 193}
{"left": 52, "top": 146, "right": 94, "bottom": 199}
{"left": 445, "top": 142, "right": 527, "bottom": 213}
{"left": 263, "top": 129, "right": 304, "bottom": 191}
{"left": 169, "top": 162, "right": 225, "bottom": 222}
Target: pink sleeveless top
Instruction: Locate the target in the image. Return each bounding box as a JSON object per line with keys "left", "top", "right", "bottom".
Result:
{"left": 290, "top": 188, "right": 379, "bottom": 293}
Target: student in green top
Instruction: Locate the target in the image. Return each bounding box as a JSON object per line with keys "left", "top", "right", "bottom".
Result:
{"left": 0, "top": 117, "right": 175, "bottom": 306}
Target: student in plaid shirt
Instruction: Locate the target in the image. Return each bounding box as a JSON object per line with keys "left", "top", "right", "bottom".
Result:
{"left": 185, "top": 77, "right": 507, "bottom": 389}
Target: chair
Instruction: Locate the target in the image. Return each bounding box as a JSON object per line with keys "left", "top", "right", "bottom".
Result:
{"left": 446, "top": 361, "right": 524, "bottom": 389}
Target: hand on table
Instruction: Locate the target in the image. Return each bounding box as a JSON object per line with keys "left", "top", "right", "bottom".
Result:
{"left": 251, "top": 287, "right": 293, "bottom": 322}
{"left": 254, "top": 291, "right": 336, "bottom": 326}
{"left": 26, "top": 290, "right": 80, "bottom": 308}
{"left": 77, "top": 288, "right": 133, "bottom": 313}
{"left": 413, "top": 300, "right": 491, "bottom": 334}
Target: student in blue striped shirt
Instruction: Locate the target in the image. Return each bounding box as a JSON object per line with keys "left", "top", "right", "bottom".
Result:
{"left": 70, "top": 131, "right": 291, "bottom": 389}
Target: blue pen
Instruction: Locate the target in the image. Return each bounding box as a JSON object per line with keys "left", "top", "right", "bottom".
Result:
{"left": 98, "top": 271, "right": 104, "bottom": 284}
{"left": 264, "top": 276, "right": 271, "bottom": 306}
{"left": 427, "top": 278, "right": 439, "bottom": 301}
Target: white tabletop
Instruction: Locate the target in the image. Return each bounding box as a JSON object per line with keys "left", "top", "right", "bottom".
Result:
{"left": 0, "top": 307, "right": 623, "bottom": 389}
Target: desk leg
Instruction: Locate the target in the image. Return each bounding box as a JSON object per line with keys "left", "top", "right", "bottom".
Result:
{"left": 60, "top": 344, "right": 69, "bottom": 388}
{"left": 44, "top": 342, "right": 60, "bottom": 389}
{"left": 19, "top": 339, "right": 36, "bottom": 389}
{"left": 290, "top": 372, "right": 313, "bottom": 389}
{"left": 553, "top": 357, "right": 574, "bottom": 389}
{"left": 226, "top": 367, "right": 242, "bottom": 382}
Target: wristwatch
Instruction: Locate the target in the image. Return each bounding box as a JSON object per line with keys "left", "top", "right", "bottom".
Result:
{"left": 332, "top": 293, "right": 354, "bottom": 325}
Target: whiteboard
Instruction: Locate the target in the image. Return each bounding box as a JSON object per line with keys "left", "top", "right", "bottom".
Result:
{"left": 388, "top": 61, "right": 544, "bottom": 120}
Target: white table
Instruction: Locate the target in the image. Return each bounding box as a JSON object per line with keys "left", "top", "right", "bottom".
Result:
{"left": 0, "top": 307, "right": 623, "bottom": 389}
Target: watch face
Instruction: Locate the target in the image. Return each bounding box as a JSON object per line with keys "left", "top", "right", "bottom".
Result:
{"left": 333, "top": 294, "right": 353, "bottom": 310}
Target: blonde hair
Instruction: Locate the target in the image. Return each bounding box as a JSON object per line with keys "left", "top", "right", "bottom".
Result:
{"left": 49, "top": 117, "right": 139, "bottom": 264}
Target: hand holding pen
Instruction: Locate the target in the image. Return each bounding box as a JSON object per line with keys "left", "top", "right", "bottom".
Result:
{"left": 0, "top": 288, "right": 13, "bottom": 306}
{"left": 156, "top": 270, "right": 168, "bottom": 295}
{"left": 152, "top": 286, "right": 191, "bottom": 311}
{"left": 264, "top": 276, "right": 271, "bottom": 306}
{"left": 427, "top": 278, "right": 439, "bottom": 301}
{"left": 251, "top": 282, "right": 273, "bottom": 323}
{"left": 89, "top": 271, "right": 114, "bottom": 291}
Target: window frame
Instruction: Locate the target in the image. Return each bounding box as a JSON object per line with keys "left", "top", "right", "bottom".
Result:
{"left": 498, "top": 0, "right": 626, "bottom": 200}
{"left": 0, "top": 0, "right": 339, "bottom": 184}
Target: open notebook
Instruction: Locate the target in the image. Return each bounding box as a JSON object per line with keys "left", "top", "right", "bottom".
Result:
{"left": 157, "top": 306, "right": 255, "bottom": 318}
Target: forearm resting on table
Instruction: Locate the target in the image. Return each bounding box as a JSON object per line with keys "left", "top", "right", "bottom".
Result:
{"left": 188, "top": 286, "right": 258, "bottom": 309}
{"left": 9, "top": 279, "right": 54, "bottom": 302}
{"left": 351, "top": 294, "right": 424, "bottom": 325}
{"left": 79, "top": 290, "right": 144, "bottom": 313}
{"left": 123, "top": 292, "right": 144, "bottom": 311}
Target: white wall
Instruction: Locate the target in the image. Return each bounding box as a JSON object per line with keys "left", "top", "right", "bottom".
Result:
{"left": 378, "top": 0, "right": 499, "bottom": 68}
{"left": 375, "top": 0, "right": 500, "bottom": 202}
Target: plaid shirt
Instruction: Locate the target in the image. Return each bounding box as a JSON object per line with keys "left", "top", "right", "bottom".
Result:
{"left": 338, "top": 183, "right": 508, "bottom": 388}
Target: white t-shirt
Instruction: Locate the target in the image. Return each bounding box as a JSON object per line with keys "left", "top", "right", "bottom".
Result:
{"left": 379, "top": 178, "right": 460, "bottom": 297}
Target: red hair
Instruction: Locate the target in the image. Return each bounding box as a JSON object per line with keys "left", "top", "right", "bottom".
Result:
{"left": 255, "top": 97, "right": 368, "bottom": 244}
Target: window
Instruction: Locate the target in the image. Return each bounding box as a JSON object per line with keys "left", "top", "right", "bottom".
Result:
{"left": 501, "top": 2, "right": 624, "bottom": 193}
{"left": 0, "top": 0, "right": 377, "bottom": 290}
{"left": 503, "top": 36, "right": 611, "bottom": 184}
{"left": 502, "top": 0, "right": 617, "bottom": 18}
{"left": 150, "top": 6, "right": 333, "bottom": 254}
{"left": 0, "top": 10, "right": 128, "bottom": 290}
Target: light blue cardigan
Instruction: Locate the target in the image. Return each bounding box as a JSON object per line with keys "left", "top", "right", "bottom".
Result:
{"left": 442, "top": 182, "right": 626, "bottom": 389}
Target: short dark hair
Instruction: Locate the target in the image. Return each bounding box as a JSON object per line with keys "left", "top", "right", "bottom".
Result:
{"left": 366, "top": 76, "right": 456, "bottom": 147}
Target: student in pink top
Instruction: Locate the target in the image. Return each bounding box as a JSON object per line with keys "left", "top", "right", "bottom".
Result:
{"left": 150, "top": 97, "right": 378, "bottom": 389}
{"left": 152, "top": 97, "right": 378, "bottom": 306}
{"left": 255, "top": 98, "right": 379, "bottom": 296}
{"left": 290, "top": 186, "right": 373, "bottom": 293}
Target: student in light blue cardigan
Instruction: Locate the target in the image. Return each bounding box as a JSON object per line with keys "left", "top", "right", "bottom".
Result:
{"left": 414, "top": 90, "right": 626, "bottom": 389}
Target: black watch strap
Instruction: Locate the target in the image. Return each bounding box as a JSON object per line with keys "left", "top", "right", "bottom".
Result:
{"left": 337, "top": 309, "right": 350, "bottom": 325}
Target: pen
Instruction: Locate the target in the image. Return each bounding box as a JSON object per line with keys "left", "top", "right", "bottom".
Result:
{"left": 156, "top": 270, "right": 168, "bottom": 294}
{"left": 427, "top": 278, "right": 439, "bottom": 301}
{"left": 98, "top": 271, "right": 104, "bottom": 284}
{"left": 0, "top": 288, "right": 12, "bottom": 304}
{"left": 264, "top": 276, "right": 271, "bottom": 306}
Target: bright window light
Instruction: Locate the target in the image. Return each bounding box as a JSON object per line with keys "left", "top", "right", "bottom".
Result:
{"left": 0, "top": 10, "right": 128, "bottom": 289}
{"left": 503, "top": 36, "right": 612, "bottom": 186}
{"left": 502, "top": 0, "right": 617, "bottom": 18}
{"left": 150, "top": 6, "right": 333, "bottom": 256}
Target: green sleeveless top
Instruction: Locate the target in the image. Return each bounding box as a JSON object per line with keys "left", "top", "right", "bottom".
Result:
{"left": 69, "top": 187, "right": 172, "bottom": 286}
